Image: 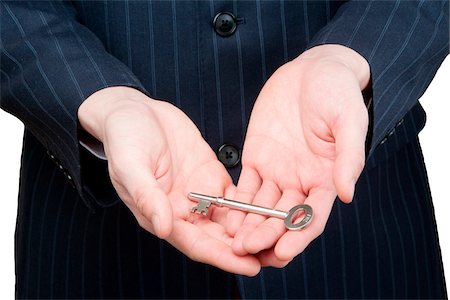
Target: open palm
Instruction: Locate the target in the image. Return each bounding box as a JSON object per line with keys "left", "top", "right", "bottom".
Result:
{"left": 227, "top": 46, "right": 370, "bottom": 266}
{"left": 79, "top": 87, "right": 260, "bottom": 275}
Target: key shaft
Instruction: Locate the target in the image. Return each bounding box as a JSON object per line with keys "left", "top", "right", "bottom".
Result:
{"left": 188, "top": 192, "right": 287, "bottom": 219}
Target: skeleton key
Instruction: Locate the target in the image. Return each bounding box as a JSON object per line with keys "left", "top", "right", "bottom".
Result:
{"left": 188, "top": 192, "right": 313, "bottom": 230}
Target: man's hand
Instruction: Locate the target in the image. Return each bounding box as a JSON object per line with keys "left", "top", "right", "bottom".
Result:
{"left": 78, "top": 86, "right": 260, "bottom": 276}
{"left": 227, "top": 45, "right": 370, "bottom": 267}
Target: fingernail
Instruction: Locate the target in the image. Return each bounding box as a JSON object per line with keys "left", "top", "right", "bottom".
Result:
{"left": 152, "top": 214, "right": 161, "bottom": 237}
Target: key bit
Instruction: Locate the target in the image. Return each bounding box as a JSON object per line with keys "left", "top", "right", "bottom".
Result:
{"left": 191, "top": 199, "right": 212, "bottom": 215}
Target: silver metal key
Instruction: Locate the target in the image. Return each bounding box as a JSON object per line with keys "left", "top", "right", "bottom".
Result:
{"left": 188, "top": 192, "right": 313, "bottom": 230}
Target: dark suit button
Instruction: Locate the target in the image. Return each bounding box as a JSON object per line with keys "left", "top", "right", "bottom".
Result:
{"left": 217, "top": 144, "right": 240, "bottom": 168}
{"left": 213, "top": 12, "right": 237, "bottom": 37}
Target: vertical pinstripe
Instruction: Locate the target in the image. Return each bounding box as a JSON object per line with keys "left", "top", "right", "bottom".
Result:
{"left": 209, "top": 0, "right": 224, "bottom": 144}
{"left": 64, "top": 198, "right": 81, "bottom": 298}
{"left": 393, "top": 154, "right": 421, "bottom": 296}
{"left": 147, "top": 1, "right": 157, "bottom": 96}
{"left": 21, "top": 144, "right": 43, "bottom": 299}
{"left": 335, "top": 205, "right": 347, "bottom": 298}
{"left": 35, "top": 168, "right": 56, "bottom": 296}
{"left": 364, "top": 172, "right": 381, "bottom": 298}
{"left": 302, "top": 1, "right": 310, "bottom": 43}
{"left": 116, "top": 207, "right": 123, "bottom": 298}
{"left": 182, "top": 255, "right": 188, "bottom": 298}
{"left": 279, "top": 0, "right": 288, "bottom": 61}
{"left": 319, "top": 235, "right": 329, "bottom": 298}
{"left": 238, "top": 274, "right": 246, "bottom": 298}
{"left": 377, "top": 164, "right": 396, "bottom": 297}
{"left": 81, "top": 209, "right": 91, "bottom": 298}
{"left": 195, "top": 2, "right": 205, "bottom": 136}
{"left": 225, "top": 270, "right": 231, "bottom": 299}
{"left": 124, "top": 0, "right": 132, "bottom": 68}
{"left": 97, "top": 210, "right": 106, "bottom": 298}
{"left": 281, "top": 268, "right": 288, "bottom": 298}
{"left": 135, "top": 227, "right": 145, "bottom": 298}
{"left": 255, "top": 0, "right": 267, "bottom": 82}
{"left": 383, "top": 146, "right": 408, "bottom": 296}
{"left": 351, "top": 199, "right": 365, "bottom": 298}
{"left": 301, "top": 253, "right": 309, "bottom": 298}
{"left": 49, "top": 184, "right": 68, "bottom": 299}
{"left": 204, "top": 265, "right": 210, "bottom": 298}
{"left": 404, "top": 134, "right": 433, "bottom": 297}
{"left": 171, "top": 1, "right": 181, "bottom": 107}
{"left": 233, "top": 0, "right": 247, "bottom": 135}
{"left": 158, "top": 240, "right": 166, "bottom": 298}
{"left": 259, "top": 268, "right": 266, "bottom": 299}
{"left": 103, "top": 1, "right": 111, "bottom": 51}
{"left": 411, "top": 149, "right": 435, "bottom": 297}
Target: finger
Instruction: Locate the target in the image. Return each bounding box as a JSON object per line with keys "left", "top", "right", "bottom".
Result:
{"left": 110, "top": 158, "right": 173, "bottom": 239}
{"left": 231, "top": 180, "right": 281, "bottom": 255}
{"left": 257, "top": 249, "right": 291, "bottom": 268}
{"left": 332, "top": 98, "right": 368, "bottom": 203}
{"left": 242, "top": 189, "right": 303, "bottom": 254}
{"left": 169, "top": 219, "right": 261, "bottom": 276}
{"left": 226, "top": 167, "right": 262, "bottom": 236}
{"left": 274, "top": 188, "right": 336, "bottom": 261}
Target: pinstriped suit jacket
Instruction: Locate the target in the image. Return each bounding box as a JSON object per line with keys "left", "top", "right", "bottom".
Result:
{"left": 1, "top": 0, "right": 448, "bottom": 298}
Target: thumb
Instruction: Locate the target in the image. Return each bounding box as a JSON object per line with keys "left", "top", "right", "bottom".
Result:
{"left": 110, "top": 158, "right": 173, "bottom": 239}
{"left": 332, "top": 99, "right": 368, "bottom": 203}
{"left": 132, "top": 181, "right": 173, "bottom": 238}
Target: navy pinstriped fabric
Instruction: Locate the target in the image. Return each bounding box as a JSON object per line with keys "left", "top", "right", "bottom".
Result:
{"left": 1, "top": 0, "right": 447, "bottom": 298}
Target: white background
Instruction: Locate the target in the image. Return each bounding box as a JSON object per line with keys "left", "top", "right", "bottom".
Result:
{"left": 1, "top": 56, "right": 449, "bottom": 296}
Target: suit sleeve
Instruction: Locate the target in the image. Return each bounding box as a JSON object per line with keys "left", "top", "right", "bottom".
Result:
{"left": 308, "top": 0, "right": 449, "bottom": 156}
{"left": 0, "top": 1, "right": 148, "bottom": 208}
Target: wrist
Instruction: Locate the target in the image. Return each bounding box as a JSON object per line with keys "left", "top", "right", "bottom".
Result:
{"left": 77, "top": 86, "right": 150, "bottom": 142}
{"left": 296, "top": 44, "right": 371, "bottom": 90}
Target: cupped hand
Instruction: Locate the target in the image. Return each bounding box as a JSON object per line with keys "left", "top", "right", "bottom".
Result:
{"left": 78, "top": 86, "right": 260, "bottom": 276}
{"left": 227, "top": 45, "right": 370, "bottom": 267}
